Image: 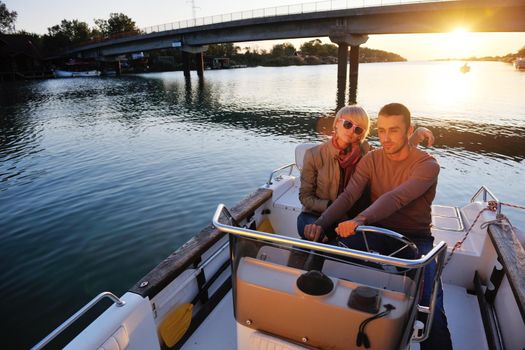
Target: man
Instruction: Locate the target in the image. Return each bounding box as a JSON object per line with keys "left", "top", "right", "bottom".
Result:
{"left": 304, "top": 102, "right": 452, "bottom": 350}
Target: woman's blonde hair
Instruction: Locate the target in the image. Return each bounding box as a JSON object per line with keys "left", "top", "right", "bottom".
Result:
{"left": 333, "top": 105, "right": 370, "bottom": 142}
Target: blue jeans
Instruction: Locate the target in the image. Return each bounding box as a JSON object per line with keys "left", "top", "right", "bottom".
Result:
{"left": 337, "top": 233, "right": 452, "bottom": 350}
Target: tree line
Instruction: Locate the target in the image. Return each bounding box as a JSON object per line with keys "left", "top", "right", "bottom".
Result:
{"left": 204, "top": 40, "right": 407, "bottom": 68}
{"left": 1, "top": 1, "right": 138, "bottom": 55}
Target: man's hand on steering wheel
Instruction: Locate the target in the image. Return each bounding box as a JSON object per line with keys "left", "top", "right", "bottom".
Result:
{"left": 335, "top": 215, "right": 366, "bottom": 238}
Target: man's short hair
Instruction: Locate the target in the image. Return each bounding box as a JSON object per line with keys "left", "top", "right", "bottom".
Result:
{"left": 378, "top": 103, "right": 411, "bottom": 129}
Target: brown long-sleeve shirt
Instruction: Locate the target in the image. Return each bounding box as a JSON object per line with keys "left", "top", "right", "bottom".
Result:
{"left": 315, "top": 146, "right": 439, "bottom": 237}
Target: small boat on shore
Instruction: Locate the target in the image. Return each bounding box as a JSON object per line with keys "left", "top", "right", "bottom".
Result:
{"left": 31, "top": 144, "right": 525, "bottom": 350}
{"left": 53, "top": 59, "right": 101, "bottom": 78}
{"left": 53, "top": 69, "right": 101, "bottom": 78}
{"left": 514, "top": 57, "right": 525, "bottom": 70}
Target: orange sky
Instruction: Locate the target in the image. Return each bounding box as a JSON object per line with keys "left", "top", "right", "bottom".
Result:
{"left": 247, "top": 31, "right": 525, "bottom": 61}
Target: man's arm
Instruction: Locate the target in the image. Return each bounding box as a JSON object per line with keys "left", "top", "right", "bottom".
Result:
{"left": 335, "top": 158, "right": 439, "bottom": 237}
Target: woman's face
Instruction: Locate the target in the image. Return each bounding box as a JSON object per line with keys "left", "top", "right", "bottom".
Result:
{"left": 334, "top": 114, "right": 365, "bottom": 147}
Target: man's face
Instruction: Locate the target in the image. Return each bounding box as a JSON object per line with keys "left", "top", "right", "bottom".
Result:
{"left": 377, "top": 114, "right": 412, "bottom": 155}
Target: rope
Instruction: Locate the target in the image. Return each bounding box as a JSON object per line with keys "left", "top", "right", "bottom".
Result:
{"left": 501, "top": 202, "right": 525, "bottom": 211}
{"left": 443, "top": 206, "right": 491, "bottom": 267}
{"left": 443, "top": 200, "right": 525, "bottom": 267}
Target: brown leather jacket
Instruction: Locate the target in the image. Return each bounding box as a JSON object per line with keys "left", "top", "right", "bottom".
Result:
{"left": 299, "top": 140, "right": 370, "bottom": 215}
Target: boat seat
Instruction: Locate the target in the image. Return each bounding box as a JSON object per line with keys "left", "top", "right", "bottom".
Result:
{"left": 268, "top": 143, "right": 318, "bottom": 236}
{"left": 431, "top": 205, "right": 464, "bottom": 232}
{"left": 294, "top": 143, "right": 317, "bottom": 172}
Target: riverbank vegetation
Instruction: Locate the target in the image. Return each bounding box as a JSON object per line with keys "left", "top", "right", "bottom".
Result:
{"left": 147, "top": 41, "right": 406, "bottom": 72}
{"left": 439, "top": 45, "right": 525, "bottom": 64}
{"left": 208, "top": 40, "right": 406, "bottom": 67}
{"left": 11, "top": 13, "right": 138, "bottom": 56}
{"left": 0, "top": 1, "right": 17, "bottom": 33}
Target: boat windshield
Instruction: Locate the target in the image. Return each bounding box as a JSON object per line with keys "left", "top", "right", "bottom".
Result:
{"left": 215, "top": 205, "right": 428, "bottom": 350}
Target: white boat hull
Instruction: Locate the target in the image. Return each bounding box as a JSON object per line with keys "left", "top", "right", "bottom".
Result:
{"left": 53, "top": 69, "right": 101, "bottom": 78}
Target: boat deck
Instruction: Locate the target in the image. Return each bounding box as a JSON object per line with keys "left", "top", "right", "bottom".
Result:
{"left": 182, "top": 284, "right": 487, "bottom": 349}
{"left": 181, "top": 292, "right": 236, "bottom": 350}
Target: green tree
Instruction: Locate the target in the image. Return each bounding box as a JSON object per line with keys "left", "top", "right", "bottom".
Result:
{"left": 206, "top": 43, "right": 240, "bottom": 57}
{"left": 271, "top": 42, "right": 296, "bottom": 57}
{"left": 299, "top": 39, "right": 323, "bottom": 56}
{"left": 15, "top": 30, "right": 43, "bottom": 51}
{"left": 299, "top": 39, "right": 338, "bottom": 57}
{"left": 95, "top": 13, "right": 138, "bottom": 36}
{"left": 0, "top": 1, "right": 17, "bottom": 33}
{"left": 42, "top": 19, "right": 92, "bottom": 52}
{"left": 359, "top": 47, "right": 406, "bottom": 62}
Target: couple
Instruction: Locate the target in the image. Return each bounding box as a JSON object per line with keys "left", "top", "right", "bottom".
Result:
{"left": 297, "top": 103, "right": 452, "bottom": 350}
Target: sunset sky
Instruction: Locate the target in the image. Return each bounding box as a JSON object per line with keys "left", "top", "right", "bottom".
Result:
{"left": 6, "top": 0, "right": 525, "bottom": 60}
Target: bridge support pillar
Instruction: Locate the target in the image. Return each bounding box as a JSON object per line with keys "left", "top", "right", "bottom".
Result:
{"left": 335, "top": 42, "right": 348, "bottom": 109}
{"left": 348, "top": 45, "right": 360, "bottom": 105}
{"left": 115, "top": 60, "right": 121, "bottom": 76}
{"left": 195, "top": 52, "right": 204, "bottom": 78}
{"left": 182, "top": 51, "right": 191, "bottom": 78}
{"left": 181, "top": 45, "right": 208, "bottom": 79}
{"left": 329, "top": 33, "right": 368, "bottom": 106}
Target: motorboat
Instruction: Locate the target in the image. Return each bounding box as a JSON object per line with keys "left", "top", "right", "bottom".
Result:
{"left": 514, "top": 58, "right": 525, "bottom": 70}
{"left": 53, "top": 69, "right": 101, "bottom": 78}
{"left": 460, "top": 63, "right": 470, "bottom": 73}
{"left": 31, "top": 144, "right": 525, "bottom": 350}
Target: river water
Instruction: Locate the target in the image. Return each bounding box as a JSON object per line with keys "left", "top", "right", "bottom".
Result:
{"left": 1, "top": 61, "right": 524, "bottom": 349}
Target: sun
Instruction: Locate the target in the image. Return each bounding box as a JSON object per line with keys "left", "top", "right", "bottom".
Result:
{"left": 446, "top": 27, "right": 472, "bottom": 59}
{"left": 452, "top": 27, "right": 468, "bottom": 35}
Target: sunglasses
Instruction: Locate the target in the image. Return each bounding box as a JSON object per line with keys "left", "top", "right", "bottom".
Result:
{"left": 341, "top": 119, "right": 364, "bottom": 135}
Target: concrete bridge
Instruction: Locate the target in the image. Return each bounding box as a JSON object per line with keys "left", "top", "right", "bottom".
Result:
{"left": 67, "top": 0, "right": 525, "bottom": 105}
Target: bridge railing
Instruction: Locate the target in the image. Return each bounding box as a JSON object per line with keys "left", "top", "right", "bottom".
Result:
{"left": 141, "top": 0, "right": 451, "bottom": 34}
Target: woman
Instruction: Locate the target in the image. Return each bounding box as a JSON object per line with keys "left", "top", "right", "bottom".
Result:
{"left": 297, "top": 105, "right": 433, "bottom": 238}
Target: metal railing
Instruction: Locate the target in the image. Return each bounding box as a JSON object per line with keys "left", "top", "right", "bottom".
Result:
{"left": 213, "top": 203, "right": 446, "bottom": 269}
{"left": 141, "top": 0, "right": 453, "bottom": 34}
{"left": 471, "top": 185, "right": 501, "bottom": 215}
{"left": 31, "top": 292, "right": 125, "bottom": 350}
{"left": 70, "top": 0, "right": 453, "bottom": 49}
{"left": 212, "top": 203, "right": 447, "bottom": 342}
{"left": 265, "top": 162, "right": 296, "bottom": 187}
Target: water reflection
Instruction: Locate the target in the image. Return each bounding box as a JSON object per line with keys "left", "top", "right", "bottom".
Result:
{"left": 415, "top": 117, "right": 525, "bottom": 161}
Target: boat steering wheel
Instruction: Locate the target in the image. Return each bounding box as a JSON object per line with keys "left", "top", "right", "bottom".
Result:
{"left": 336, "top": 225, "right": 419, "bottom": 259}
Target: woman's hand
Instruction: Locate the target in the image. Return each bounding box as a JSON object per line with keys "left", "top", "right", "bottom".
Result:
{"left": 409, "top": 127, "right": 435, "bottom": 147}
{"left": 304, "top": 224, "right": 325, "bottom": 242}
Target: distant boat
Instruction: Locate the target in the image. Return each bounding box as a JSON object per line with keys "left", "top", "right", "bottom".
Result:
{"left": 53, "top": 69, "right": 101, "bottom": 78}
{"left": 514, "top": 57, "right": 525, "bottom": 70}
{"left": 460, "top": 63, "right": 470, "bottom": 73}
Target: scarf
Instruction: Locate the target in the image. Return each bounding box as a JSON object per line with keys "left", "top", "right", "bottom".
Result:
{"left": 332, "top": 137, "right": 362, "bottom": 193}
